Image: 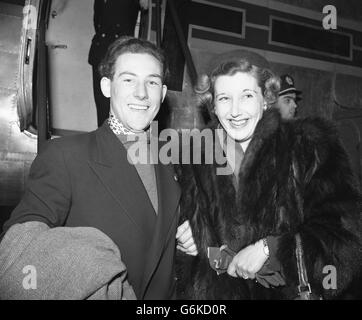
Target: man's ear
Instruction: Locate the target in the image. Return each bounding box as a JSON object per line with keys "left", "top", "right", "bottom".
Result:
{"left": 100, "top": 77, "right": 111, "bottom": 98}
{"left": 161, "top": 84, "right": 167, "bottom": 102}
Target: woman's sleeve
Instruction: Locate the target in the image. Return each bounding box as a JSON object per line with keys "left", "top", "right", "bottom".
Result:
{"left": 176, "top": 163, "right": 198, "bottom": 225}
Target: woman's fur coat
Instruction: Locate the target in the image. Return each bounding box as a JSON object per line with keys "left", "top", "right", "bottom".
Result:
{"left": 176, "top": 109, "right": 362, "bottom": 300}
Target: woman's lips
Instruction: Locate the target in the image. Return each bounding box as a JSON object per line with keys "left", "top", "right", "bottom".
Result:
{"left": 229, "top": 118, "right": 248, "bottom": 128}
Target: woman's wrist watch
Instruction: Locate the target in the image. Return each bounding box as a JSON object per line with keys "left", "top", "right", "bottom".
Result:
{"left": 262, "top": 238, "right": 270, "bottom": 257}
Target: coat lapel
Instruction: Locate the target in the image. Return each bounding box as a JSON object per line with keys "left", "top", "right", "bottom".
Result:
{"left": 88, "top": 123, "right": 180, "bottom": 298}
{"left": 239, "top": 108, "right": 281, "bottom": 177}
{"left": 139, "top": 156, "right": 181, "bottom": 298}
{"left": 88, "top": 123, "right": 156, "bottom": 237}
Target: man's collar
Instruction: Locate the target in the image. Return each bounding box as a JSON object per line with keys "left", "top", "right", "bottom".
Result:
{"left": 107, "top": 114, "right": 150, "bottom": 145}
{"left": 108, "top": 113, "right": 135, "bottom": 136}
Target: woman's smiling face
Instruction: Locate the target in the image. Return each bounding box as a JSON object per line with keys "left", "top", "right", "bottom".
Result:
{"left": 213, "top": 71, "right": 266, "bottom": 143}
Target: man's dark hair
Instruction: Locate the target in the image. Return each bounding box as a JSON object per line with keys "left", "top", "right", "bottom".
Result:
{"left": 98, "top": 36, "right": 169, "bottom": 82}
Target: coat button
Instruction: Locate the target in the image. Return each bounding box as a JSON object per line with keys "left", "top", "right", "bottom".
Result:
{"left": 115, "top": 34, "right": 119, "bottom": 38}
{"left": 101, "top": 33, "right": 106, "bottom": 38}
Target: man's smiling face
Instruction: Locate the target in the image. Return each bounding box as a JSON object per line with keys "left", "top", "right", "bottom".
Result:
{"left": 101, "top": 52, "right": 167, "bottom": 133}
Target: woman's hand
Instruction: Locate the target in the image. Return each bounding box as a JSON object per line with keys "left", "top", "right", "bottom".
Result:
{"left": 176, "top": 220, "right": 198, "bottom": 256}
{"left": 227, "top": 239, "right": 268, "bottom": 279}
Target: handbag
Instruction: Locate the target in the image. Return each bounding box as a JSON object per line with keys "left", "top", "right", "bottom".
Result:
{"left": 294, "top": 233, "right": 323, "bottom": 300}
{"left": 292, "top": 157, "right": 322, "bottom": 300}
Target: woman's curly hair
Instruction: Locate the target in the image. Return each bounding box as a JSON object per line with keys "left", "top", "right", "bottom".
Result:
{"left": 194, "top": 58, "right": 280, "bottom": 123}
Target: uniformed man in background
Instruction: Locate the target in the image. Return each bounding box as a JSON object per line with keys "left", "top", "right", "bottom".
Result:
{"left": 89, "top": 0, "right": 149, "bottom": 127}
{"left": 273, "top": 74, "right": 302, "bottom": 120}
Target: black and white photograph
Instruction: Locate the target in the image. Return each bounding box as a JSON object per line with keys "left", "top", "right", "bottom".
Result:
{"left": 0, "top": 0, "right": 361, "bottom": 310}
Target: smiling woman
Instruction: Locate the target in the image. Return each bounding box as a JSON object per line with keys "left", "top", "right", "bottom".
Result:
{"left": 210, "top": 59, "right": 278, "bottom": 143}
{"left": 214, "top": 72, "right": 265, "bottom": 150}
{"left": 176, "top": 55, "right": 362, "bottom": 300}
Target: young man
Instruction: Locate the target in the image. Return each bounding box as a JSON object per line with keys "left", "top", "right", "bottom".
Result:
{"left": 0, "top": 37, "right": 193, "bottom": 300}
{"left": 273, "top": 74, "right": 302, "bottom": 120}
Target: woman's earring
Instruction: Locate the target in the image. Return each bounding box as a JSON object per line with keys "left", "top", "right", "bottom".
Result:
{"left": 263, "top": 103, "right": 267, "bottom": 111}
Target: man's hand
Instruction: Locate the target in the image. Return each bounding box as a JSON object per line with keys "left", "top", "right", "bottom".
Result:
{"left": 139, "top": 0, "right": 149, "bottom": 10}
{"left": 176, "top": 220, "right": 198, "bottom": 256}
{"left": 227, "top": 239, "right": 268, "bottom": 279}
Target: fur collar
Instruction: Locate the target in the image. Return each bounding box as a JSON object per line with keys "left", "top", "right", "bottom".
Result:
{"left": 239, "top": 108, "right": 281, "bottom": 178}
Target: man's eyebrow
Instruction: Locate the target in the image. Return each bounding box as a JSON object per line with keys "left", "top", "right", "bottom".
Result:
{"left": 117, "top": 71, "right": 162, "bottom": 79}
{"left": 118, "top": 71, "right": 136, "bottom": 77}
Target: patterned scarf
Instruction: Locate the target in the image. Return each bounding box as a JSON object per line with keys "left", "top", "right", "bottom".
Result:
{"left": 107, "top": 113, "right": 151, "bottom": 143}
{"left": 108, "top": 113, "right": 134, "bottom": 136}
